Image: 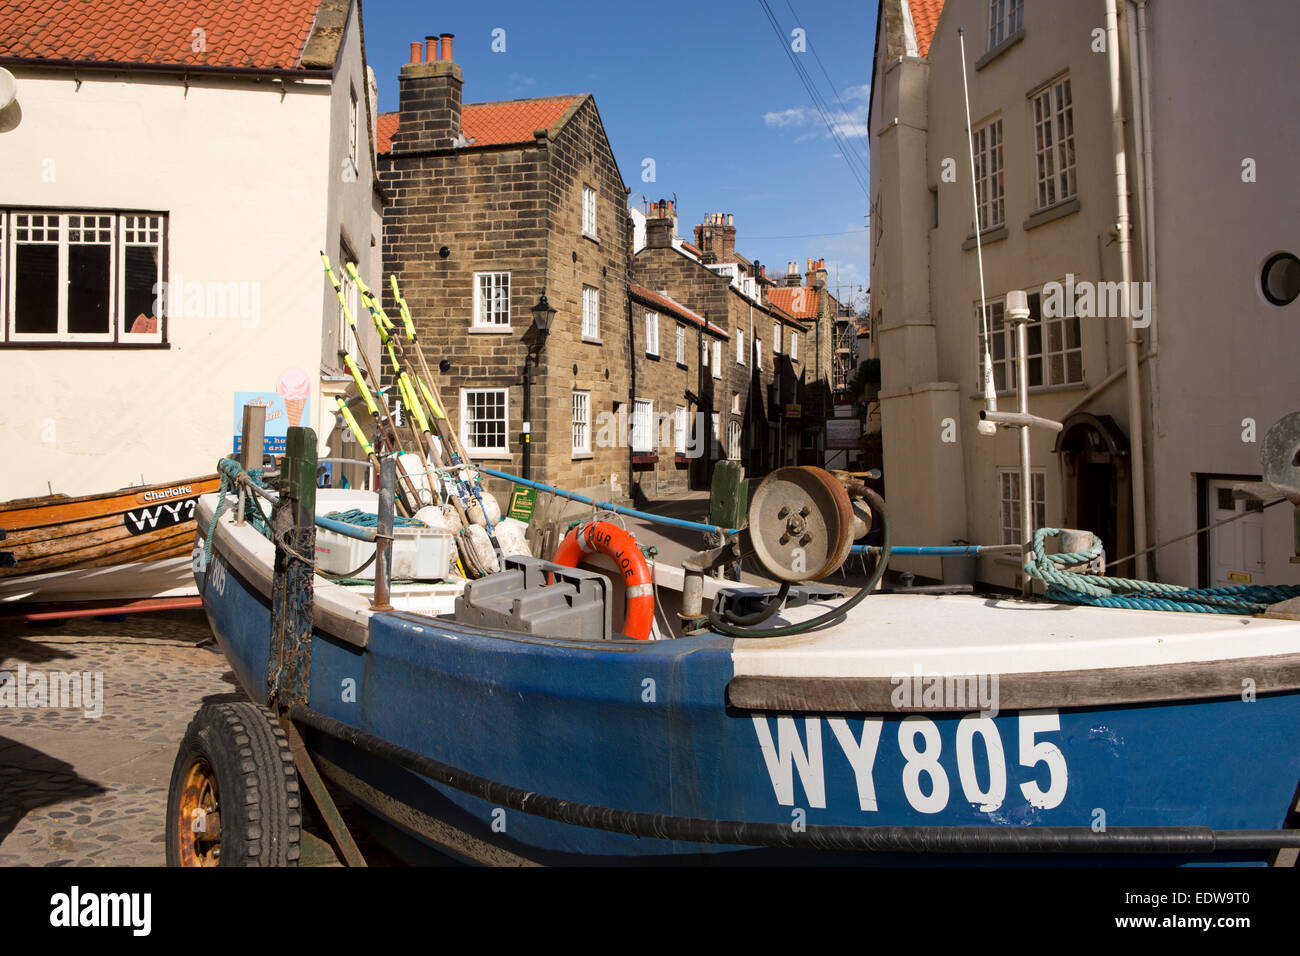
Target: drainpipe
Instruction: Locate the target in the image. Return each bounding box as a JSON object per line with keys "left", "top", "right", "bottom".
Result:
{"left": 1105, "top": 0, "right": 1149, "bottom": 579}
{"left": 627, "top": 291, "right": 636, "bottom": 501}
{"left": 1136, "top": 1, "right": 1159, "bottom": 355}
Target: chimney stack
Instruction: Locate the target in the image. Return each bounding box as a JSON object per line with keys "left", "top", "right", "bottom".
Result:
{"left": 646, "top": 213, "right": 674, "bottom": 250}
{"left": 785, "top": 260, "right": 801, "bottom": 287}
{"left": 394, "top": 32, "right": 464, "bottom": 152}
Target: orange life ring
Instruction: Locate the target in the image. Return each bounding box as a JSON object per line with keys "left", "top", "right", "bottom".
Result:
{"left": 552, "top": 521, "right": 655, "bottom": 641}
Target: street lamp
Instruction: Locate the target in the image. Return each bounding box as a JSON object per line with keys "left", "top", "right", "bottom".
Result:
{"left": 523, "top": 293, "right": 556, "bottom": 479}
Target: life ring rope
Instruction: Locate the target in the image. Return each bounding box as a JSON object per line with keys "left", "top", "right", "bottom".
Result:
{"left": 552, "top": 520, "right": 656, "bottom": 641}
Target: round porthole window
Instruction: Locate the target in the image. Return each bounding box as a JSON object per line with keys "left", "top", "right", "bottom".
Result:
{"left": 1261, "top": 252, "right": 1300, "bottom": 306}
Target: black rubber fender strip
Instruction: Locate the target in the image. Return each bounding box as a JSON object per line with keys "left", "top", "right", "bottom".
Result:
{"left": 287, "top": 705, "right": 1300, "bottom": 854}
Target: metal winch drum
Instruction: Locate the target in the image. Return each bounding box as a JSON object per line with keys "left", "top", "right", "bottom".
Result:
{"left": 746, "top": 466, "right": 857, "bottom": 582}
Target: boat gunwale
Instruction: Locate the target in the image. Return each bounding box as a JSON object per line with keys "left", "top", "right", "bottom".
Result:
{"left": 728, "top": 655, "right": 1300, "bottom": 712}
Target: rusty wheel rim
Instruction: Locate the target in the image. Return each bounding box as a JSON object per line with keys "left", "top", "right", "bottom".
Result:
{"left": 176, "top": 757, "right": 222, "bottom": 867}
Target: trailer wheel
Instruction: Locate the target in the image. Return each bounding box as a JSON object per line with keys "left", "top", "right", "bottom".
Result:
{"left": 165, "top": 702, "right": 301, "bottom": 867}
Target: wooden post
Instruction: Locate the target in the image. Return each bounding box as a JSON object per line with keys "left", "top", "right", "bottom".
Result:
{"left": 269, "top": 426, "right": 316, "bottom": 707}
{"left": 237, "top": 404, "right": 266, "bottom": 525}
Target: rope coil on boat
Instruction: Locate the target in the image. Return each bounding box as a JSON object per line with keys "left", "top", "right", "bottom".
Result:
{"left": 1023, "top": 527, "right": 1300, "bottom": 613}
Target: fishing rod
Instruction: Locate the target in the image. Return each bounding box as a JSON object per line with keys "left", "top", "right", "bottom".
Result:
{"left": 320, "top": 253, "right": 427, "bottom": 513}
{"left": 385, "top": 273, "right": 491, "bottom": 513}
{"left": 349, "top": 266, "right": 500, "bottom": 536}
{"left": 344, "top": 266, "right": 489, "bottom": 533}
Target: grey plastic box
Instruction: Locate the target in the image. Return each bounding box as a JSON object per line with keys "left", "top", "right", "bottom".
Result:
{"left": 453, "top": 555, "right": 612, "bottom": 642}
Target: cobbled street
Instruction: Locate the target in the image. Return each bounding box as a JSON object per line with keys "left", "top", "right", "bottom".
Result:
{"left": 0, "top": 612, "right": 233, "bottom": 866}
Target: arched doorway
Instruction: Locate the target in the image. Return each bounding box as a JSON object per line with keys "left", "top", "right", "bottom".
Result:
{"left": 1054, "top": 413, "right": 1133, "bottom": 570}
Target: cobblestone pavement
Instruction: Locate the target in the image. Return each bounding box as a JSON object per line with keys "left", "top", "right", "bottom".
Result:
{"left": 0, "top": 611, "right": 234, "bottom": 866}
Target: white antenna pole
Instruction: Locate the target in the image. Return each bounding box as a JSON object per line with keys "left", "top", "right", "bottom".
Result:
{"left": 958, "top": 28, "right": 998, "bottom": 437}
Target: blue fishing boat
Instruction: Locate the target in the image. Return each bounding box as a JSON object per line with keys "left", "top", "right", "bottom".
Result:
{"left": 163, "top": 424, "right": 1300, "bottom": 867}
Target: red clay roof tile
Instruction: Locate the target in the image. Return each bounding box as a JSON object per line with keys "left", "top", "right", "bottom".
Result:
{"left": 910, "top": 0, "right": 945, "bottom": 58}
{"left": 377, "top": 96, "right": 579, "bottom": 153}
{"left": 0, "top": 0, "right": 327, "bottom": 71}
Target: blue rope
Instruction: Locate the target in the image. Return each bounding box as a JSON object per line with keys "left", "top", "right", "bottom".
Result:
{"left": 323, "top": 508, "right": 426, "bottom": 528}
{"left": 1023, "top": 527, "right": 1300, "bottom": 614}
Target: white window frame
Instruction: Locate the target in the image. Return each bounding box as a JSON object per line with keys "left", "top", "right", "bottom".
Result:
{"left": 972, "top": 118, "right": 1005, "bottom": 232}
{"left": 999, "top": 468, "right": 1045, "bottom": 546}
{"left": 736, "top": 329, "right": 745, "bottom": 365}
{"left": 674, "top": 404, "right": 688, "bottom": 454}
{"left": 582, "top": 185, "right": 598, "bottom": 239}
{"left": 349, "top": 86, "right": 359, "bottom": 173}
{"left": 791, "top": 331, "right": 799, "bottom": 362}
{"left": 756, "top": 338, "right": 763, "bottom": 371}
{"left": 460, "top": 387, "right": 510, "bottom": 458}
{"left": 675, "top": 324, "right": 685, "bottom": 365}
{"left": 712, "top": 340, "right": 722, "bottom": 378}
{"left": 472, "top": 271, "right": 511, "bottom": 331}
{"left": 5, "top": 210, "right": 167, "bottom": 345}
{"left": 1032, "top": 76, "right": 1076, "bottom": 211}
{"left": 572, "top": 390, "right": 591, "bottom": 456}
{"left": 988, "top": 0, "right": 1024, "bottom": 49}
{"left": 773, "top": 321, "right": 781, "bottom": 354}
{"left": 711, "top": 412, "right": 721, "bottom": 458}
{"left": 977, "top": 289, "right": 1082, "bottom": 392}
{"left": 645, "top": 311, "right": 659, "bottom": 357}
{"left": 631, "top": 399, "right": 655, "bottom": 453}
{"left": 582, "top": 285, "right": 599, "bottom": 341}
{"left": 726, "top": 420, "right": 743, "bottom": 461}
{"left": 337, "top": 241, "right": 360, "bottom": 359}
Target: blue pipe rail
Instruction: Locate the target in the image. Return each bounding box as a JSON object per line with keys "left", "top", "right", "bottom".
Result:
{"left": 479, "top": 467, "right": 1003, "bottom": 558}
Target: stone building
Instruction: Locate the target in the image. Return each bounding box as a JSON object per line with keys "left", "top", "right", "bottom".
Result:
{"left": 627, "top": 203, "right": 812, "bottom": 498}
{"left": 869, "top": 0, "right": 1300, "bottom": 588}
{"left": 377, "top": 34, "right": 630, "bottom": 504}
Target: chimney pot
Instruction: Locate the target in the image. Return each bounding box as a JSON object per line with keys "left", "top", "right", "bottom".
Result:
{"left": 410, "top": 42, "right": 421, "bottom": 64}
{"left": 440, "top": 33, "right": 454, "bottom": 63}
{"left": 727, "top": 213, "right": 733, "bottom": 226}
{"left": 425, "top": 36, "right": 438, "bottom": 62}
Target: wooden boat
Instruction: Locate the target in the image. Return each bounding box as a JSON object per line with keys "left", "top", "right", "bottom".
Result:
{"left": 169, "top": 452, "right": 1300, "bottom": 867}
{"left": 0, "top": 474, "right": 220, "bottom": 602}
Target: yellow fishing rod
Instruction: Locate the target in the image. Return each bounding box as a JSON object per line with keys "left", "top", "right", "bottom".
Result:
{"left": 320, "top": 253, "right": 427, "bottom": 512}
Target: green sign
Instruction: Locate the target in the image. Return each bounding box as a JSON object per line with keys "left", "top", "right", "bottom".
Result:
{"left": 507, "top": 486, "right": 538, "bottom": 522}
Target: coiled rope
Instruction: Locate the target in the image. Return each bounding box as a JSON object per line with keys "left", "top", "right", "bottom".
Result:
{"left": 1023, "top": 528, "right": 1300, "bottom": 614}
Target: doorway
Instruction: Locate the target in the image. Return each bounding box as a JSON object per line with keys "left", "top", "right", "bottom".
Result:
{"left": 1055, "top": 413, "right": 1131, "bottom": 570}
{"left": 1198, "top": 475, "right": 1267, "bottom": 587}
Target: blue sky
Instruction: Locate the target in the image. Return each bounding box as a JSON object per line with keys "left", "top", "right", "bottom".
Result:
{"left": 363, "top": 0, "right": 875, "bottom": 309}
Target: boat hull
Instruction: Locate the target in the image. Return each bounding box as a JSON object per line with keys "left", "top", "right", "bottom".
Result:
{"left": 0, "top": 476, "right": 219, "bottom": 598}
{"left": 198, "top": 542, "right": 1300, "bottom": 866}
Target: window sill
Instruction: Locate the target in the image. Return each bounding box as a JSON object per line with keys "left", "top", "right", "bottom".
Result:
{"left": 468, "top": 326, "right": 513, "bottom": 334}
{"left": 967, "top": 382, "right": 1088, "bottom": 401}
{"left": 631, "top": 453, "right": 658, "bottom": 464}
{"left": 583, "top": 336, "right": 603, "bottom": 345}
{"left": 962, "top": 225, "right": 1008, "bottom": 250}
{"left": 0, "top": 340, "right": 170, "bottom": 349}
{"left": 468, "top": 449, "right": 512, "bottom": 461}
{"left": 645, "top": 352, "right": 660, "bottom": 362}
{"left": 583, "top": 232, "right": 600, "bottom": 245}
{"left": 975, "top": 27, "right": 1024, "bottom": 71}
{"left": 674, "top": 453, "right": 691, "bottom": 465}
{"left": 1023, "top": 197, "right": 1080, "bottom": 231}
{"left": 571, "top": 452, "right": 593, "bottom": 461}
{"left": 676, "top": 361, "right": 689, "bottom": 371}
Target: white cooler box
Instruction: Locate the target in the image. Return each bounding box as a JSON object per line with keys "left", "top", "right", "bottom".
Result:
{"left": 313, "top": 500, "right": 455, "bottom": 581}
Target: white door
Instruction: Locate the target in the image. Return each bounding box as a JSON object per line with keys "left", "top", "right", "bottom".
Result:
{"left": 1207, "top": 479, "right": 1266, "bottom": 586}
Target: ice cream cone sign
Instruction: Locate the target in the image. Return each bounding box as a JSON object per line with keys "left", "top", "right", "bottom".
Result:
{"left": 278, "top": 368, "right": 311, "bottom": 428}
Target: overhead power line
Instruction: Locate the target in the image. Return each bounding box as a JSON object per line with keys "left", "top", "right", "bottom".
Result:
{"left": 757, "top": 0, "right": 869, "bottom": 197}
